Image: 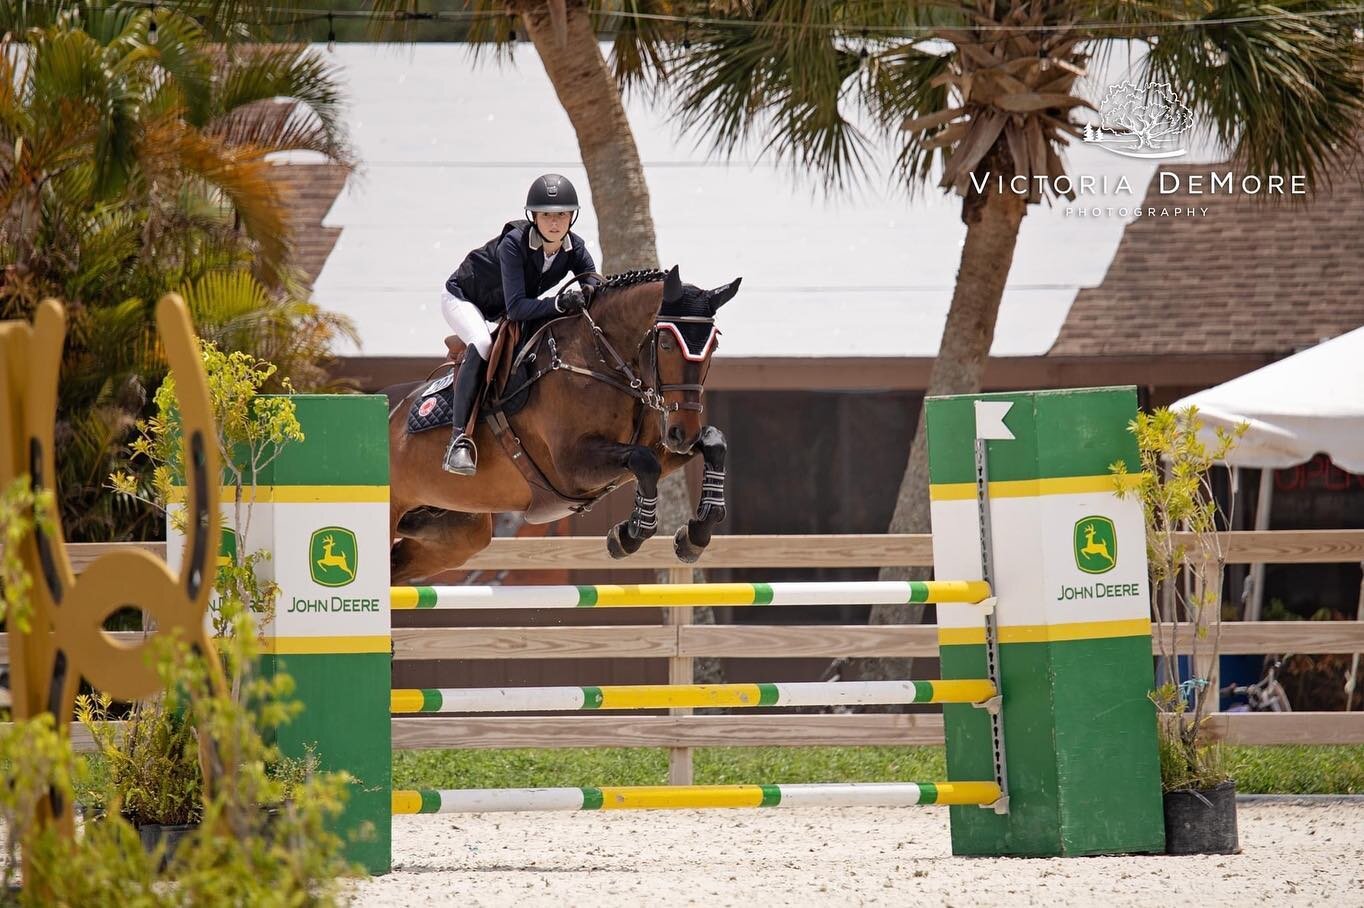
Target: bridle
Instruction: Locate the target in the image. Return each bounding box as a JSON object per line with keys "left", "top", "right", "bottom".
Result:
{"left": 577, "top": 308, "right": 716, "bottom": 440}
{"left": 640, "top": 314, "right": 718, "bottom": 414}
{"left": 495, "top": 288, "right": 716, "bottom": 446}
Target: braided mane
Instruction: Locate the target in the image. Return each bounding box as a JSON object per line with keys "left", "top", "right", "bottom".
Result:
{"left": 600, "top": 269, "right": 668, "bottom": 291}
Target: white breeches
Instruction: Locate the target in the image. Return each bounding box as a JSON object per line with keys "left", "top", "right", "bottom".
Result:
{"left": 440, "top": 290, "right": 494, "bottom": 359}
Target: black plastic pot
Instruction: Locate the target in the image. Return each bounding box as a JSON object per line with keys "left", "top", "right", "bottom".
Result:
{"left": 136, "top": 822, "right": 198, "bottom": 870}
{"left": 1164, "top": 780, "right": 1240, "bottom": 854}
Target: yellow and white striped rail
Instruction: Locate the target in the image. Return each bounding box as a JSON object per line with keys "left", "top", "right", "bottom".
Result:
{"left": 390, "top": 679, "right": 997, "bottom": 714}
{"left": 393, "top": 781, "right": 1004, "bottom": 814}
{"left": 390, "top": 580, "right": 993, "bottom": 610}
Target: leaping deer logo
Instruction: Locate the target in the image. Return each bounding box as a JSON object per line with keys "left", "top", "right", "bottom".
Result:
{"left": 316, "top": 534, "right": 354, "bottom": 580}
{"left": 310, "top": 527, "right": 359, "bottom": 587}
{"left": 1080, "top": 525, "right": 1114, "bottom": 567}
{"left": 1073, "top": 516, "right": 1118, "bottom": 575}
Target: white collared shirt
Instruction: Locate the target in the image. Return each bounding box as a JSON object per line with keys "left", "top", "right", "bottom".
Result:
{"left": 529, "top": 226, "right": 572, "bottom": 272}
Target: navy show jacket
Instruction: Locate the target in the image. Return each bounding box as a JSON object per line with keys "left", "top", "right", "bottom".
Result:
{"left": 447, "top": 220, "right": 601, "bottom": 322}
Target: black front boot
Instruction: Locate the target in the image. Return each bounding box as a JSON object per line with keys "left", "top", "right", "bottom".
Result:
{"left": 442, "top": 348, "right": 486, "bottom": 476}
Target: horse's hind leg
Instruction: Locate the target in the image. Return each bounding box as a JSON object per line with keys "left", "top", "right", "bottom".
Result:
{"left": 674, "top": 425, "right": 727, "bottom": 564}
{"left": 390, "top": 509, "right": 493, "bottom": 585}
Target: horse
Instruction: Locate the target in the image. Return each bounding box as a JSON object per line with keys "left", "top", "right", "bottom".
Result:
{"left": 385, "top": 266, "right": 740, "bottom": 584}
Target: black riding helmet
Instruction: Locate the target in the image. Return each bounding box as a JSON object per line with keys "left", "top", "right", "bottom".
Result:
{"left": 525, "top": 173, "right": 580, "bottom": 227}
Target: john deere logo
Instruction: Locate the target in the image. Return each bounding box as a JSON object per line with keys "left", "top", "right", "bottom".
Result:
{"left": 216, "top": 527, "right": 238, "bottom": 570}
{"left": 310, "top": 527, "right": 358, "bottom": 587}
{"left": 1073, "top": 516, "right": 1117, "bottom": 574}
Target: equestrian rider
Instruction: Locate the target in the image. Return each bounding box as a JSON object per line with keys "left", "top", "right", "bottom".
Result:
{"left": 439, "top": 174, "right": 602, "bottom": 475}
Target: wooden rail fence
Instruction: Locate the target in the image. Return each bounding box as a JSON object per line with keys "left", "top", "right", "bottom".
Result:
{"left": 7, "top": 531, "right": 1364, "bottom": 761}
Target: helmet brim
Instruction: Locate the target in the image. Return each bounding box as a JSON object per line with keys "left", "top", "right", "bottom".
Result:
{"left": 527, "top": 204, "right": 580, "bottom": 213}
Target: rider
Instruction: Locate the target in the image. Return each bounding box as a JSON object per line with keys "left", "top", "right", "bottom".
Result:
{"left": 439, "top": 173, "right": 602, "bottom": 475}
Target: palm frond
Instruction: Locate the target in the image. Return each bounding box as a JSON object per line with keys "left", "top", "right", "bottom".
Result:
{"left": 207, "top": 98, "right": 344, "bottom": 160}
{"left": 670, "top": 1, "right": 874, "bottom": 189}
{"left": 596, "top": 0, "right": 684, "bottom": 96}
{"left": 145, "top": 120, "right": 290, "bottom": 285}
{"left": 212, "top": 44, "right": 350, "bottom": 163}
{"left": 1138, "top": 0, "right": 1364, "bottom": 188}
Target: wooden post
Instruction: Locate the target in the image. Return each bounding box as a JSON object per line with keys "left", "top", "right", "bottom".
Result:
{"left": 666, "top": 565, "right": 695, "bottom": 785}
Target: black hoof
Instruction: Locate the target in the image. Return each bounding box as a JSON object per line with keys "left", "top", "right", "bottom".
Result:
{"left": 607, "top": 523, "right": 643, "bottom": 559}
{"left": 607, "top": 524, "right": 629, "bottom": 559}
{"left": 673, "top": 526, "right": 704, "bottom": 564}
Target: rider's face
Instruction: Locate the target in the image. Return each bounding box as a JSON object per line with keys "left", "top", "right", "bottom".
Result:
{"left": 533, "top": 210, "right": 572, "bottom": 243}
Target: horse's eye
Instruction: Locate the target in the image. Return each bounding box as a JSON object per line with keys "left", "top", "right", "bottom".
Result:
{"left": 659, "top": 336, "right": 675, "bottom": 350}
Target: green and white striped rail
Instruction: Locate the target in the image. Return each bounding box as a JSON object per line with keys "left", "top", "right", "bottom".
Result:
{"left": 392, "top": 781, "right": 1004, "bottom": 814}
{"left": 390, "top": 580, "right": 993, "bottom": 610}
{"left": 390, "top": 679, "right": 997, "bottom": 714}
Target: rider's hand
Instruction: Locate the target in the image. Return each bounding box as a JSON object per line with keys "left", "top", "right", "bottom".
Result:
{"left": 556, "top": 290, "right": 587, "bottom": 314}
{"left": 581, "top": 283, "right": 597, "bottom": 306}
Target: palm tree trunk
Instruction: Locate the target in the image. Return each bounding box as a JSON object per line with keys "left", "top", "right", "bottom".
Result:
{"left": 516, "top": 2, "right": 659, "bottom": 272}
{"left": 517, "top": 2, "right": 718, "bottom": 678}
{"left": 856, "top": 149, "right": 1028, "bottom": 684}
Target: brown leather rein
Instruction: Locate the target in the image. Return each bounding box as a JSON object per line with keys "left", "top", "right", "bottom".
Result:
{"left": 492, "top": 308, "right": 715, "bottom": 437}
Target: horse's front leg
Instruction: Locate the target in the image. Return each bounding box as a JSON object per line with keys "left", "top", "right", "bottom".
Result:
{"left": 674, "top": 425, "right": 726, "bottom": 563}
{"left": 604, "top": 444, "right": 662, "bottom": 560}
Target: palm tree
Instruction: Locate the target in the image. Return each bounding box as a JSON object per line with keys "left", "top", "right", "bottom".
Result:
{"left": 664, "top": 0, "right": 1364, "bottom": 679}
{"left": 363, "top": 0, "right": 667, "bottom": 272}
{"left": 0, "top": 2, "right": 356, "bottom": 539}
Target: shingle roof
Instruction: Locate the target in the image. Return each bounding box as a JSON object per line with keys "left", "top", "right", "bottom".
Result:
{"left": 274, "top": 162, "right": 349, "bottom": 286}
{"left": 1051, "top": 158, "right": 1364, "bottom": 357}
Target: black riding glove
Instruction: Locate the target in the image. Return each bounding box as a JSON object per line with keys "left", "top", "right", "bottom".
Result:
{"left": 556, "top": 290, "right": 587, "bottom": 314}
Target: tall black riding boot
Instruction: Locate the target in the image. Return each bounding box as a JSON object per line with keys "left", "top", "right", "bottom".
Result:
{"left": 442, "top": 348, "right": 486, "bottom": 475}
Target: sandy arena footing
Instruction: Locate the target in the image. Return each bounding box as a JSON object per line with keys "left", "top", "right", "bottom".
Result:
{"left": 349, "top": 802, "right": 1364, "bottom": 906}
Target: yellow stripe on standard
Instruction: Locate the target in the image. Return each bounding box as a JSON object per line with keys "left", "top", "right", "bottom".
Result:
{"left": 935, "top": 782, "right": 1004, "bottom": 806}
{"left": 597, "top": 785, "right": 767, "bottom": 810}
{"left": 392, "top": 791, "right": 423, "bottom": 815}
{"left": 590, "top": 583, "right": 759, "bottom": 607}
{"left": 168, "top": 484, "right": 389, "bottom": 503}
{"left": 937, "top": 618, "right": 1153, "bottom": 646}
{"left": 597, "top": 684, "right": 766, "bottom": 710}
{"left": 259, "top": 635, "right": 392, "bottom": 654}
{"left": 928, "top": 474, "right": 1143, "bottom": 501}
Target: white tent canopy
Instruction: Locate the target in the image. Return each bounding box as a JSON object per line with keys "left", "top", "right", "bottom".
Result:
{"left": 1171, "top": 326, "right": 1364, "bottom": 472}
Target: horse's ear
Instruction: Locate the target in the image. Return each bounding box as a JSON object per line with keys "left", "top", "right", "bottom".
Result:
{"left": 663, "top": 265, "right": 683, "bottom": 304}
{"left": 707, "top": 277, "right": 742, "bottom": 310}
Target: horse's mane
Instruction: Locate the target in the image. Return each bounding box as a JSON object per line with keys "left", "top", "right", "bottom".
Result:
{"left": 592, "top": 269, "right": 709, "bottom": 325}
{"left": 598, "top": 269, "right": 668, "bottom": 293}
{"left": 559, "top": 270, "right": 663, "bottom": 353}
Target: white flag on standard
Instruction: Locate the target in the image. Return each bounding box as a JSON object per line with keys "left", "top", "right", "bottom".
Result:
{"left": 974, "top": 400, "right": 1015, "bottom": 441}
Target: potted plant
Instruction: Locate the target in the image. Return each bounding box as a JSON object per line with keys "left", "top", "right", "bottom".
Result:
{"left": 77, "top": 692, "right": 202, "bottom": 868}
{"left": 1115, "top": 406, "right": 1247, "bottom": 855}
{"left": 95, "top": 341, "right": 306, "bottom": 857}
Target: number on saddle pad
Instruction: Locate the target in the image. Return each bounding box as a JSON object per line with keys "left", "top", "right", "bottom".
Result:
{"left": 422, "top": 373, "right": 454, "bottom": 397}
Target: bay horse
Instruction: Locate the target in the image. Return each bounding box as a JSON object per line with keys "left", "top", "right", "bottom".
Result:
{"left": 386, "top": 266, "right": 739, "bottom": 584}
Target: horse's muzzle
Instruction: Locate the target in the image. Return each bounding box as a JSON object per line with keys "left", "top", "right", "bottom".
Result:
{"left": 664, "top": 424, "right": 695, "bottom": 454}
